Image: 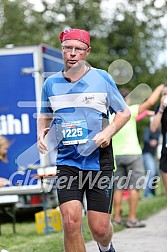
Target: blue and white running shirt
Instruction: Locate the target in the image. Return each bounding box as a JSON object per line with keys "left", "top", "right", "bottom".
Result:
{"left": 40, "top": 67, "right": 126, "bottom": 171}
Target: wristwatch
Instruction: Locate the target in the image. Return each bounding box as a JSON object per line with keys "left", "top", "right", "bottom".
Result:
{"left": 158, "top": 108, "right": 164, "bottom": 114}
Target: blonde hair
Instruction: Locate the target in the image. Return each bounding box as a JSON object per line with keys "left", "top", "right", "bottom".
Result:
{"left": 0, "top": 136, "right": 10, "bottom": 162}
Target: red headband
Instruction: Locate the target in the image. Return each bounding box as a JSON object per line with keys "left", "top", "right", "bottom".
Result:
{"left": 60, "top": 28, "right": 90, "bottom": 47}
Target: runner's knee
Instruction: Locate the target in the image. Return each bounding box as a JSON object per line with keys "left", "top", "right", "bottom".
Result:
{"left": 90, "top": 221, "right": 110, "bottom": 239}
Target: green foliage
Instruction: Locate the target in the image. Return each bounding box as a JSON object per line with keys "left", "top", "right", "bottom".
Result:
{"left": 119, "top": 194, "right": 167, "bottom": 222}
{"left": 0, "top": 0, "right": 166, "bottom": 74}
{"left": 0, "top": 222, "right": 64, "bottom": 252}
{"left": 0, "top": 0, "right": 46, "bottom": 46}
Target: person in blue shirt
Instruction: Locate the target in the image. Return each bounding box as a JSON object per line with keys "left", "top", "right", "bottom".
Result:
{"left": 37, "top": 28, "right": 130, "bottom": 252}
{"left": 142, "top": 123, "right": 160, "bottom": 198}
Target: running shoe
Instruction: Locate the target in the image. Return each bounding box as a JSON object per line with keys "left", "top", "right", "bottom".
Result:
{"left": 97, "top": 243, "right": 116, "bottom": 252}
{"left": 113, "top": 220, "right": 125, "bottom": 226}
{"left": 126, "top": 219, "right": 146, "bottom": 228}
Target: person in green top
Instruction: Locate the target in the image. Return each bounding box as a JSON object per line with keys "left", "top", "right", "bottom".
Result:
{"left": 112, "top": 84, "right": 163, "bottom": 228}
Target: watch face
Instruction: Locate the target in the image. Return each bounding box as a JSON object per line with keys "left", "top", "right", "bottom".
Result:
{"left": 164, "top": 97, "right": 167, "bottom": 107}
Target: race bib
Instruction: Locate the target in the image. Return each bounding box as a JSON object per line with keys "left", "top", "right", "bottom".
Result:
{"left": 61, "top": 120, "right": 88, "bottom": 145}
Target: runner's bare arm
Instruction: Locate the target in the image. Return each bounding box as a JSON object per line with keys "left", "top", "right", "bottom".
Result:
{"left": 138, "top": 84, "right": 164, "bottom": 114}
{"left": 37, "top": 114, "right": 52, "bottom": 154}
{"left": 93, "top": 106, "right": 131, "bottom": 148}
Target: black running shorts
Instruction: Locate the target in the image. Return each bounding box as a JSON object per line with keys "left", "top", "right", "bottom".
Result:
{"left": 160, "top": 153, "right": 167, "bottom": 173}
{"left": 56, "top": 165, "right": 114, "bottom": 214}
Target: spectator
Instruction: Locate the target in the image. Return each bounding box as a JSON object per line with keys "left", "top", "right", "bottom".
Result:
{"left": 112, "top": 84, "right": 164, "bottom": 228}
{"left": 120, "top": 110, "right": 156, "bottom": 203}
{"left": 0, "top": 136, "right": 10, "bottom": 187}
{"left": 150, "top": 84, "right": 167, "bottom": 196}
{"left": 142, "top": 122, "right": 160, "bottom": 198}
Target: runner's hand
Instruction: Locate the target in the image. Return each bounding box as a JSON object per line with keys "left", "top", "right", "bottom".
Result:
{"left": 38, "top": 128, "right": 50, "bottom": 154}
{"left": 93, "top": 131, "right": 110, "bottom": 148}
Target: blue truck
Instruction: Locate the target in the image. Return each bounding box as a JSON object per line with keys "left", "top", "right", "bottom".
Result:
{"left": 0, "top": 44, "right": 64, "bottom": 208}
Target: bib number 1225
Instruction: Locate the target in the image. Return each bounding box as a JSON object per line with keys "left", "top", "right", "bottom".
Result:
{"left": 62, "top": 127, "right": 83, "bottom": 138}
{"left": 61, "top": 120, "right": 88, "bottom": 145}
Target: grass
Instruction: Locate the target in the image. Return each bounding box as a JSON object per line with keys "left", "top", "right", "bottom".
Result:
{"left": 0, "top": 192, "right": 167, "bottom": 252}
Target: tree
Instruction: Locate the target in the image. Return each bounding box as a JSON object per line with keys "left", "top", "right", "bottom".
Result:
{"left": 0, "top": 0, "right": 47, "bottom": 46}
{"left": 0, "top": 0, "right": 108, "bottom": 68}
{"left": 39, "top": 0, "right": 108, "bottom": 64}
{"left": 0, "top": 0, "right": 166, "bottom": 81}
{"left": 105, "top": 0, "right": 167, "bottom": 89}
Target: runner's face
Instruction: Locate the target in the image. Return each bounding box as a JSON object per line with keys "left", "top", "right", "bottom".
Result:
{"left": 61, "top": 40, "right": 91, "bottom": 70}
